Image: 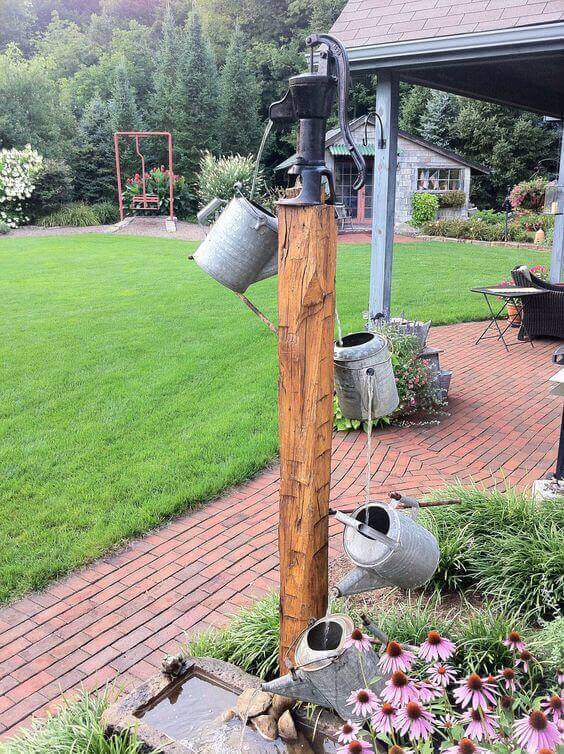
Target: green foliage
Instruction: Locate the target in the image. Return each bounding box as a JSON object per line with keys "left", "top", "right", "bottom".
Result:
{"left": 0, "top": 689, "right": 146, "bottom": 754}
{"left": 0, "top": 222, "right": 10, "bottom": 235}
{"left": 27, "top": 159, "right": 74, "bottom": 220}
{"left": 422, "top": 484, "right": 564, "bottom": 619}
{"left": 420, "top": 91, "right": 459, "bottom": 149}
{"left": 197, "top": 151, "right": 262, "bottom": 206}
{"left": 218, "top": 26, "right": 262, "bottom": 156}
{"left": 423, "top": 215, "right": 552, "bottom": 243}
{"left": 124, "top": 166, "right": 191, "bottom": 217}
{"left": 473, "top": 209, "right": 506, "bottom": 224}
{"left": 38, "top": 203, "right": 101, "bottom": 227}
{"left": 91, "top": 201, "right": 121, "bottom": 224}
{"left": 529, "top": 618, "right": 564, "bottom": 674}
{"left": 0, "top": 0, "right": 36, "bottom": 53}
{"left": 411, "top": 192, "right": 439, "bottom": 227}
{"left": 150, "top": 4, "right": 181, "bottom": 135}
{"left": 109, "top": 61, "right": 141, "bottom": 132}
{"left": 73, "top": 96, "right": 116, "bottom": 204}
{"left": 399, "top": 84, "right": 431, "bottom": 135}
{"left": 438, "top": 190, "right": 466, "bottom": 209}
{"left": 333, "top": 394, "right": 362, "bottom": 432}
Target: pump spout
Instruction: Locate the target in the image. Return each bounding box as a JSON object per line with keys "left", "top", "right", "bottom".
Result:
{"left": 333, "top": 566, "right": 392, "bottom": 597}
{"left": 261, "top": 671, "right": 328, "bottom": 706}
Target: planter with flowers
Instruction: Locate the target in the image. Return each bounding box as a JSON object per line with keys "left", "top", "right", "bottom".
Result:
{"left": 496, "top": 281, "right": 522, "bottom": 327}
{"left": 124, "top": 166, "right": 191, "bottom": 218}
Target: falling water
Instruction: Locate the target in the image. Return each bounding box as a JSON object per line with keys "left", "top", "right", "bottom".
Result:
{"left": 335, "top": 308, "right": 343, "bottom": 346}
{"left": 365, "top": 371, "right": 374, "bottom": 511}
{"left": 250, "top": 120, "right": 273, "bottom": 202}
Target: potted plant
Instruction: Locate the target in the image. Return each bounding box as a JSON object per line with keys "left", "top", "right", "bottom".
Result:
{"left": 497, "top": 280, "right": 522, "bottom": 326}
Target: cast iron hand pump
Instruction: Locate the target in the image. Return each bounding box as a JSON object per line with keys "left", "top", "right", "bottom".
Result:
{"left": 269, "top": 33, "right": 366, "bottom": 206}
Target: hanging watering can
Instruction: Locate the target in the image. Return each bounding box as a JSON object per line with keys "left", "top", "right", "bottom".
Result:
{"left": 333, "top": 499, "right": 439, "bottom": 597}
{"left": 193, "top": 194, "right": 278, "bottom": 293}
{"left": 334, "top": 332, "right": 399, "bottom": 421}
{"left": 262, "top": 614, "right": 386, "bottom": 721}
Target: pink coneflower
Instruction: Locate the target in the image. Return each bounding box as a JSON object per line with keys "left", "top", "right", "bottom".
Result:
{"left": 541, "top": 694, "right": 563, "bottom": 723}
{"left": 346, "top": 688, "right": 379, "bottom": 718}
{"left": 515, "top": 649, "right": 534, "bottom": 673}
{"left": 453, "top": 673, "right": 497, "bottom": 710}
{"left": 379, "top": 641, "right": 415, "bottom": 673}
{"left": 504, "top": 631, "right": 526, "bottom": 653}
{"left": 338, "top": 721, "right": 362, "bottom": 744}
{"left": 513, "top": 710, "right": 561, "bottom": 754}
{"left": 388, "top": 746, "right": 414, "bottom": 754}
{"left": 370, "top": 702, "right": 397, "bottom": 735}
{"left": 419, "top": 630, "right": 455, "bottom": 662}
{"left": 443, "top": 738, "right": 488, "bottom": 754}
{"left": 427, "top": 663, "right": 457, "bottom": 688}
{"left": 337, "top": 740, "right": 374, "bottom": 754}
{"left": 344, "top": 628, "right": 372, "bottom": 653}
{"left": 416, "top": 680, "right": 444, "bottom": 702}
{"left": 395, "top": 701, "right": 435, "bottom": 740}
{"left": 497, "top": 667, "right": 518, "bottom": 692}
{"left": 439, "top": 713, "right": 458, "bottom": 730}
{"left": 462, "top": 707, "right": 499, "bottom": 741}
{"left": 382, "top": 670, "right": 419, "bottom": 706}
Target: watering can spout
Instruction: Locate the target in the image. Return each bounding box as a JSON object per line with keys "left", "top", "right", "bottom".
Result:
{"left": 333, "top": 565, "right": 392, "bottom": 597}
{"left": 261, "top": 671, "right": 327, "bottom": 706}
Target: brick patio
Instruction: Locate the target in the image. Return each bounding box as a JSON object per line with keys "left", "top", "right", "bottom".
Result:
{"left": 0, "top": 321, "right": 561, "bottom": 738}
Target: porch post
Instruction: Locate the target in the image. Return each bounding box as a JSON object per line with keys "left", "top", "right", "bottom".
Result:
{"left": 550, "top": 124, "right": 564, "bottom": 284}
{"left": 369, "top": 71, "right": 399, "bottom": 320}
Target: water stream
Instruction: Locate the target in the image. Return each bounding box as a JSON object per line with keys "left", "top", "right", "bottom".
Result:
{"left": 250, "top": 120, "right": 273, "bottom": 202}
{"left": 365, "top": 373, "right": 374, "bottom": 511}
{"left": 335, "top": 309, "right": 343, "bottom": 347}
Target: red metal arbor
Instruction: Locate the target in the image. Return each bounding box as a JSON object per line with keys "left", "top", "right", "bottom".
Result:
{"left": 113, "top": 131, "right": 174, "bottom": 222}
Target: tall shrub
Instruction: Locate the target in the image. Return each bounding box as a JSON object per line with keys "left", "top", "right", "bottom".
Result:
{"left": 197, "top": 151, "right": 262, "bottom": 206}
{"left": 0, "top": 145, "right": 43, "bottom": 228}
{"left": 109, "top": 61, "right": 142, "bottom": 132}
{"left": 150, "top": 5, "right": 179, "bottom": 134}
{"left": 73, "top": 96, "right": 116, "bottom": 204}
{"left": 411, "top": 191, "right": 438, "bottom": 227}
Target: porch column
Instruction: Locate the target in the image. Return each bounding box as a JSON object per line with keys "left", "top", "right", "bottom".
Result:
{"left": 550, "top": 124, "right": 564, "bottom": 284}
{"left": 369, "top": 71, "right": 399, "bottom": 320}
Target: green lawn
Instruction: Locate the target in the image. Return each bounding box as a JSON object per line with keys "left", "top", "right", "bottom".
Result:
{"left": 0, "top": 234, "right": 546, "bottom": 602}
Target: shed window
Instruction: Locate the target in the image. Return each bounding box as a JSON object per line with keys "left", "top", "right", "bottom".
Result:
{"left": 335, "top": 159, "right": 358, "bottom": 215}
{"left": 417, "top": 168, "right": 462, "bottom": 191}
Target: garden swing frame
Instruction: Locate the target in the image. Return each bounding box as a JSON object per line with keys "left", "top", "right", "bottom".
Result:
{"left": 113, "top": 131, "right": 174, "bottom": 222}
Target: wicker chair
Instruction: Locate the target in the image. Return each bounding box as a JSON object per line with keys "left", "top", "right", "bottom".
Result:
{"left": 511, "top": 266, "right": 564, "bottom": 340}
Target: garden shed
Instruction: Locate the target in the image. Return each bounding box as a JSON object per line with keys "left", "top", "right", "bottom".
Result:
{"left": 329, "top": 0, "right": 564, "bottom": 317}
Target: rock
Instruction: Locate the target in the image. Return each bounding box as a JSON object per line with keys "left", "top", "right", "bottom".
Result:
{"left": 278, "top": 710, "right": 298, "bottom": 741}
{"left": 236, "top": 688, "right": 273, "bottom": 719}
{"left": 286, "top": 732, "right": 315, "bottom": 754}
{"left": 161, "top": 653, "right": 185, "bottom": 677}
{"left": 270, "top": 694, "right": 294, "bottom": 719}
{"left": 253, "top": 714, "right": 278, "bottom": 741}
{"left": 221, "top": 708, "right": 235, "bottom": 722}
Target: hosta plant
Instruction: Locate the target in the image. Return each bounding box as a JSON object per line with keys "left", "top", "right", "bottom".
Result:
{"left": 0, "top": 145, "right": 43, "bottom": 228}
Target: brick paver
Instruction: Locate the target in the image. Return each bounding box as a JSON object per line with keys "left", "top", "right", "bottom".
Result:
{"left": 0, "top": 322, "right": 561, "bottom": 737}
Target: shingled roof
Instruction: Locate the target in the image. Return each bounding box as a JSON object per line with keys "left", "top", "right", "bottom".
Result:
{"left": 331, "top": 0, "right": 564, "bottom": 48}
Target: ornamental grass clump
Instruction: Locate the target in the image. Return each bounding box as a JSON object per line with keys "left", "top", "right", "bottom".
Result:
{"left": 196, "top": 150, "right": 263, "bottom": 207}
{"left": 334, "top": 627, "right": 562, "bottom": 754}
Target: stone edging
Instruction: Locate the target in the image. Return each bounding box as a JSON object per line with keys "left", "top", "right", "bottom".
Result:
{"left": 417, "top": 234, "right": 550, "bottom": 251}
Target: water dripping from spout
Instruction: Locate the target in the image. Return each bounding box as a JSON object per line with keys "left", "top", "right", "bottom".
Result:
{"left": 335, "top": 309, "right": 343, "bottom": 346}
{"left": 250, "top": 120, "right": 273, "bottom": 202}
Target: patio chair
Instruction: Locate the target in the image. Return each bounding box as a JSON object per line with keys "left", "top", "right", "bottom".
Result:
{"left": 335, "top": 203, "right": 355, "bottom": 233}
{"left": 511, "top": 266, "right": 564, "bottom": 340}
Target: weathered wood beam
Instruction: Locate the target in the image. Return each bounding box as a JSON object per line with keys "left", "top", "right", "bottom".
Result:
{"left": 550, "top": 125, "right": 564, "bottom": 284}
{"left": 277, "top": 203, "right": 336, "bottom": 668}
{"left": 369, "top": 71, "right": 399, "bottom": 321}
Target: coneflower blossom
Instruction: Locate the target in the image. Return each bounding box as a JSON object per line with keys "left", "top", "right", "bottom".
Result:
{"left": 498, "top": 667, "right": 518, "bottom": 692}
{"left": 379, "top": 641, "right": 415, "bottom": 673}
{"left": 388, "top": 746, "right": 414, "bottom": 754}
{"left": 453, "top": 673, "right": 497, "bottom": 710}
{"left": 370, "top": 702, "right": 397, "bottom": 735}
{"left": 503, "top": 631, "right": 526, "bottom": 653}
{"left": 416, "top": 680, "right": 444, "bottom": 702}
{"left": 515, "top": 649, "right": 534, "bottom": 673}
{"left": 337, "top": 740, "right": 374, "bottom": 754}
{"left": 513, "top": 710, "right": 562, "bottom": 754}
{"left": 347, "top": 688, "right": 379, "bottom": 718}
{"left": 443, "top": 738, "right": 488, "bottom": 754}
{"left": 382, "top": 671, "right": 420, "bottom": 706}
{"left": 418, "top": 630, "right": 455, "bottom": 662}
{"left": 344, "top": 628, "right": 372, "bottom": 653}
{"left": 439, "top": 713, "right": 458, "bottom": 730}
{"left": 541, "top": 694, "right": 563, "bottom": 723}
{"left": 462, "top": 707, "right": 499, "bottom": 741}
{"left": 338, "top": 721, "right": 361, "bottom": 744}
{"left": 427, "top": 663, "right": 457, "bottom": 688}
{"left": 395, "top": 701, "right": 435, "bottom": 740}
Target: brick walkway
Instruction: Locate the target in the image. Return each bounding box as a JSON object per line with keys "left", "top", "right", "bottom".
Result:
{"left": 0, "top": 322, "right": 561, "bottom": 738}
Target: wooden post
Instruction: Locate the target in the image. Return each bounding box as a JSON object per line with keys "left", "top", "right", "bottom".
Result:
{"left": 550, "top": 123, "right": 564, "bottom": 284}
{"left": 277, "top": 203, "right": 337, "bottom": 669}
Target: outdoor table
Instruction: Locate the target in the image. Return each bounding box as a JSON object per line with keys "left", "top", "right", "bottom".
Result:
{"left": 470, "top": 286, "right": 547, "bottom": 352}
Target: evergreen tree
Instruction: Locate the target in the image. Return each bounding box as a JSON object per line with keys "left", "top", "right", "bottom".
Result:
{"left": 399, "top": 84, "right": 430, "bottom": 136}
{"left": 109, "top": 61, "right": 141, "bottom": 131}
{"left": 150, "top": 4, "right": 180, "bottom": 133}
{"left": 174, "top": 11, "right": 219, "bottom": 179}
{"left": 420, "top": 90, "right": 459, "bottom": 149}
{"left": 73, "top": 96, "right": 116, "bottom": 203}
{"left": 218, "top": 27, "right": 261, "bottom": 155}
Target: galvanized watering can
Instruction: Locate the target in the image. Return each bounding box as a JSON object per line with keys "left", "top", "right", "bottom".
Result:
{"left": 262, "top": 614, "right": 386, "bottom": 721}
{"left": 333, "top": 499, "right": 439, "bottom": 597}
{"left": 334, "top": 332, "right": 399, "bottom": 421}
{"left": 194, "top": 195, "right": 278, "bottom": 293}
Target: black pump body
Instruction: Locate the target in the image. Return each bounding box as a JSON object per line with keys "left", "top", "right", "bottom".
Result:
{"left": 269, "top": 34, "right": 366, "bottom": 207}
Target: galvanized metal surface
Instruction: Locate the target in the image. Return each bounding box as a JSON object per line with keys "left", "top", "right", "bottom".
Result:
{"left": 334, "top": 332, "right": 399, "bottom": 420}
{"left": 193, "top": 196, "right": 278, "bottom": 293}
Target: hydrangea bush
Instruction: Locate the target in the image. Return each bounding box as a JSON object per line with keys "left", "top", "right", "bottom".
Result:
{"left": 0, "top": 145, "right": 43, "bottom": 228}
{"left": 337, "top": 628, "right": 563, "bottom": 754}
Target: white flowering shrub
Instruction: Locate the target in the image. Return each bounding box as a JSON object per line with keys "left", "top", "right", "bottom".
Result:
{"left": 0, "top": 145, "right": 43, "bottom": 228}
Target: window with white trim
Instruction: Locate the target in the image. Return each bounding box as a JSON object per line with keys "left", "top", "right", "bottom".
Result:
{"left": 417, "top": 168, "right": 462, "bottom": 191}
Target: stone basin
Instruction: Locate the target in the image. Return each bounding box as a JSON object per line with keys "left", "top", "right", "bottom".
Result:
{"left": 102, "top": 658, "right": 342, "bottom": 754}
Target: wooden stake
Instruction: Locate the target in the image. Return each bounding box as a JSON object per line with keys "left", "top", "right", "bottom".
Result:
{"left": 277, "top": 203, "right": 337, "bottom": 669}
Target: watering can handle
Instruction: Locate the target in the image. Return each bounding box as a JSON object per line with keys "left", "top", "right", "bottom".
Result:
{"left": 335, "top": 510, "right": 398, "bottom": 550}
